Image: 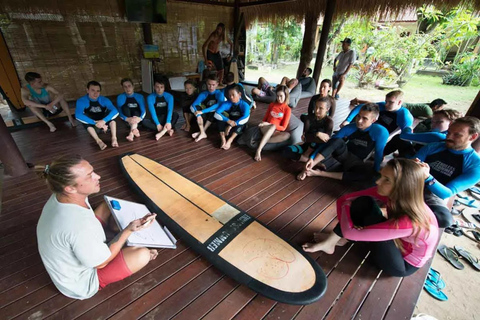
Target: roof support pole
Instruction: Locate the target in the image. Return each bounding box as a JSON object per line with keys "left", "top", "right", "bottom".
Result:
{"left": 233, "top": 0, "right": 240, "bottom": 54}
{"left": 312, "top": 0, "right": 336, "bottom": 87}
{"left": 0, "top": 115, "right": 28, "bottom": 176}
{"left": 296, "top": 10, "right": 319, "bottom": 79}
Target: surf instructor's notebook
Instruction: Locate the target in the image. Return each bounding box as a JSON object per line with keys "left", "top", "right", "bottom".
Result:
{"left": 104, "top": 195, "right": 177, "bottom": 249}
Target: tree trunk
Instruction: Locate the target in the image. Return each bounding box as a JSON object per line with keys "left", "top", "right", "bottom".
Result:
{"left": 326, "top": 16, "right": 346, "bottom": 64}
{"left": 296, "top": 11, "right": 319, "bottom": 78}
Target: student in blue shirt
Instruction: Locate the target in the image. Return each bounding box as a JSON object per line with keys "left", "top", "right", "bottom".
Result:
{"left": 298, "top": 103, "right": 388, "bottom": 183}
{"left": 190, "top": 74, "right": 225, "bottom": 142}
{"left": 415, "top": 116, "right": 480, "bottom": 227}
{"left": 214, "top": 85, "right": 251, "bottom": 150}
{"left": 144, "top": 79, "right": 179, "bottom": 141}
{"left": 116, "top": 78, "right": 146, "bottom": 142}
{"left": 75, "top": 81, "right": 119, "bottom": 150}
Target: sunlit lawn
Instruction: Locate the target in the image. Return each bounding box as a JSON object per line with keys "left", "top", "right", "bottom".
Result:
{"left": 245, "top": 62, "right": 478, "bottom": 114}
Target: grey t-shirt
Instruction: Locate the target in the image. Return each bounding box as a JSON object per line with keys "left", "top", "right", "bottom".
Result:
{"left": 334, "top": 49, "right": 356, "bottom": 75}
{"left": 37, "top": 195, "right": 111, "bottom": 299}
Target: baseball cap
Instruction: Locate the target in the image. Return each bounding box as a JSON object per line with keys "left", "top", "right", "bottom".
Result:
{"left": 341, "top": 38, "right": 352, "bottom": 44}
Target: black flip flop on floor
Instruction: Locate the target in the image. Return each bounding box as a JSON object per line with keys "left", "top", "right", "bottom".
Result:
{"left": 454, "top": 246, "right": 480, "bottom": 271}
{"left": 437, "top": 244, "right": 465, "bottom": 270}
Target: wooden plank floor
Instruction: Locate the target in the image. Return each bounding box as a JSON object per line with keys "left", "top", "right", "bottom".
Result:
{"left": 0, "top": 97, "right": 430, "bottom": 320}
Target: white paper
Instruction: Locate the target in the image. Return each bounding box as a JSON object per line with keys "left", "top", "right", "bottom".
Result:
{"left": 104, "top": 196, "right": 176, "bottom": 249}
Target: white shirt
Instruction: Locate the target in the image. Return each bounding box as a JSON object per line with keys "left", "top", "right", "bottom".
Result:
{"left": 335, "top": 49, "right": 356, "bottom": 75}
{"left": 37, "top": 195, "right": 111, "bottom": 299}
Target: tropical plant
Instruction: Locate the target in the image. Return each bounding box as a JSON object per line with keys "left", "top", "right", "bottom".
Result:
{"left": 443, "top": 52, "right": 480, "bottom": 86}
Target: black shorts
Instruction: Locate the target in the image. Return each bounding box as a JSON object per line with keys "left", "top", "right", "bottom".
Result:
{"left": 121, "top": 105, "right": 142, "bottom": 118}
{"left": 217, "top": 121, "right": 245, "bottom": 134}
{"left": 42, "top": 106, "right": 63, "bottom": 118}
{"left": 207, "top": 50, "right": 224, "bottom": 71}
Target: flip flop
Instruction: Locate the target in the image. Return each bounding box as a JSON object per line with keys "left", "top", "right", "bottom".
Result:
{"left": 437, "top": 244, "right": 465, "bottom": 270}
{"left": 463, "top": 230, "right": 480, "bottom": 243}
{"left": 444, "top": 225, "right": 464, "bottom": 237}
{"left": 423, "top": 279, "right": 448, "bottom": 301}
{"left": 454, "top": 246, "right": 480, "bottom": 271}
{"left": 427, "top": 268, "right": 446, "bottom": 289}
{"left": 453, "top": 219, "right": 478, "bottom": 229}
{"left": 455, "top": 197, "right": 479, "bottom": 208}
{"left": 461, "top": 208, "right": 480, "bottom": 225}
{"left": 469, "top": 186, "right": 480, "bottom": 195}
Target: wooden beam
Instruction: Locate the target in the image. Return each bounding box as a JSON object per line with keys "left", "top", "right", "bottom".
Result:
{"left": 0, "top": 115, "right": 28, "bottom": 177}
{"left": 312, "top": 0, "right": 336, "bottom": 87}
{"left": 175, "top": 0, "right": 235, "bottom": 7}
{"left": 234, "top": 0, "right": 240, "bottom": 55}
{"left": 239, "top": 0, "right": 294, "bottom": 7}
{"left": 142, "top": 23, "right": 153, "bottom": 45}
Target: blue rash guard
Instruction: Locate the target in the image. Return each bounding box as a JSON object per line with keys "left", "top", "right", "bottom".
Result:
{"left": 400, "top": 127, "right": 446, "bottom": 145}
{"left": 415, "top": 142, "right": 480, "bottom": 199}
{"left": 147, "top": 91, "right": 174, "bottom": 126}
{"left": 190, "top": 90, "right": 225, "bottom": 114}
{"left": 222, "top": 83, "right": 253, "bottom": 107}
{"left": 214, "top": 100, "right": 251, "bottom": 126}
{"left": 75, "top": 95, "right": 119, "bottom": 125}
{"left": 311, "top": 123, "right": 389, "bottom": 172}
{"left": 345, "top": 102, "right": 413, "bottom": 134}
{"left": 116, "top": 93, "right": 146, "bottom": 121}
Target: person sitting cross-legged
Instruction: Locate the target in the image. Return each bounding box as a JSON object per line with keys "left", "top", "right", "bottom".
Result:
{"left": 254, "top": 85, "right": 292, "bottom": 161}
{"left": 21, "top": 72, "right": 76, "bottom": 132}
{"left": 303, "top": 158, "right": 439, "bottom": 278}
{"left": 116, "top": 78, "right": 146, "bottom": 142}
{"left": 75, "top": 81, "right": 119, "bottom": 150}
{"left": 36, "top": 155, "right": 158, "bottom": 299}
{"left": 214, "top": 85, "right": 251, "bottom": 150}
{"left": 190, "top": 74, "right": 225, "bottom": 142}
{"left": 298, "top": 103, "right": 388, "bottom": 183}
{"left": 302, "top": 79, "right": 336, "bottom": 120}
{"left": 144, "top": 79, "right": 179, "bottom": 140}
{"left": 180, "top": 79, "right": 198, "bottom": 132}
{"left": 222, "top": 72, "right": 254, "bottom": 108}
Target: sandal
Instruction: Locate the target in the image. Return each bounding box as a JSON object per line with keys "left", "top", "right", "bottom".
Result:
{"left": 437, "top": 244, "right": 464, "bottom": 270}
{"left": 427, "top": 268, "right": 445, "bottom": 289}
{"left": 423, "top": 279, "right": 448, "bottom": 301}
{"left": 454, "top": 197, "right": 479, "bottom": 208}
{"left": 454, "top": 246, "right": 480, "bottom": 271}
{"left": 453, "top": 218, "right": 477, "bottom": 229}
{"left": 463, "top": 230, "right": 480, "bottom": 243}
{"left": 444, "top": 225, "right": 464, "bottom": 237}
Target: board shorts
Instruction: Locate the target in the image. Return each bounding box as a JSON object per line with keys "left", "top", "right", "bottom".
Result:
{"left": 41, "top": 105, "right": 63, "bottom": 118}
{"left": 97, "top": 251, "right": 133, "bottom": 288}
{"left": 207, "top": 50, "right": 224, "bottom": 71}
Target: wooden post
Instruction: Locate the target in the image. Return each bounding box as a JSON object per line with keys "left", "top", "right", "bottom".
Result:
{"left": 142, "top": 23, "right": 153, "bottom": 45}
{"left": 296, "top": 10, "right": 319, "bottom": 79}
{"left": 0, "top": 116, "right": 28, "bottom": 176}
{"left": 233, "top": 0, "right": 240, "bottom": 55}
{"left": 312, "top": 0, "right": 336, "bottom": 86}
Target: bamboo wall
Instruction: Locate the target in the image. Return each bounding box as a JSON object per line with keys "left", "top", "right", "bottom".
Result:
{"left": 0, "top": 0, "right": 233, "bottom": 99}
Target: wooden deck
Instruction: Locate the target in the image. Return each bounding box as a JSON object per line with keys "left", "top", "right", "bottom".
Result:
{"left": 0, "top": 98, "right": 430, "bottom": 319}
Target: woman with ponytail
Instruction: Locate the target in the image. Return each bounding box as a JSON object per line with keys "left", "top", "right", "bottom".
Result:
{"left": 303, "top": 158, "right": 439, "bottom": 277}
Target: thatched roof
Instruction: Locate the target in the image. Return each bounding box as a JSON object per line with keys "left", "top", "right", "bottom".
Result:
{"left": 239, "top": 0, "right": 480, "bottom": 24}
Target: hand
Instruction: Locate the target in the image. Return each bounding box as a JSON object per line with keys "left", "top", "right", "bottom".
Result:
{"left": 156, "top": 124, "right": 163, "bottom": 132}
{"left": 301, "top": 134, "right": 306, "bottom": 142}
{"left": 350, "top": 98, "right": 359, "bottom": 106}
{"left": 126, "top": 213, "right": 157, "bottom": 232}
{"left": 46, "top": 102, "right": 55, "bottom": 111}
{"left": 305, "top": 158, "right": 315, "bottom": 171}
{"left": 415, "top": 158, "right": 431, "bottom": 180}
{"left": 316, "top": 132, "right": 330, "bottom": 143}
{"left": 95, "top": 120, "right": 106, "bottom": 128}
{"left": 164, "top": 123, "right": 172, "bottom": 131}
{"left": 195, "top": 111, "right": 202, "bottom": 116}
{"left": 132, "top": 116, "right": 141, "bottom": 124}
{"left": 340, "top": 121, "right": 349, "bottom": 128}
{"left": 354, "top": 226, "right": 364, "bottom": 230}
{"left": 258, "top": 122, "right": 269, "bottom": 127}
{"left": 227, "top": 120, "right": 236, "bottom": 127}
{"left": 126, "top": 117, "right": 134, "bottom": 125}
{"left": 333, "top": 67, "right": 337, "bottom": 72}
{"left": 340, "top": 74, "right": 346, "bottom": 81}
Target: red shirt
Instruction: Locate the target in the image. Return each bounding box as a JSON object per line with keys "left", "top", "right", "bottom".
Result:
{"left": 263, "top": 102, "right": 291, "bottom": 131}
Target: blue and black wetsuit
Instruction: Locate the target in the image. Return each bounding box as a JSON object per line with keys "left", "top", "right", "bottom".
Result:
{"left": 75, "top": 95, "right": 119, "bottom": 129}
{"left": 214, "top": 100, "right": 251, "bottom": 134}
{"left": 180, "top": 92, "right": 198, "bottom": 114}
{"left": 116, "top": 93, "right": 146, "bottom": 121}
{"left": 396, "top": 128, "right": 446, "bottom": 157}
{"left": 27, "top": 84, "right": 62, "bottom": 118}
{"left": 415, "top": 142, "right": 480, "bottom": 227}
{"left": 190, "top": 90, "right": 225, "bottom": 123}
{"left": 310, "top": 123, "right": 389, "bottom": 181}
{"left": 145, "top": 91, "right": 179, "bottom": 130}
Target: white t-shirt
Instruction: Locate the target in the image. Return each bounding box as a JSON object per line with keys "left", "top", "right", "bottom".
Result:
{"left": 37, "top": 194, "right": 111, "bottom": 299}
{"left": 334, "top": 49, "right": 356, "bottom": 75}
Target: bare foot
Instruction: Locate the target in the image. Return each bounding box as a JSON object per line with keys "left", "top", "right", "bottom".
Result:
{"left": 192, "top": 132, "right": 200, "bottom": 139}
{"left": 302, "top": 242, "right": 335, "bottom": 254}
{"left": 195, "top": 132, "right": 207, "bottom": 142}
{"left": 47, "top": 123, "right": 57, "bottom": 132}
{"left": 299, "top": 154, "right": 309, "bottom": 163}
{"left": 296, "top": 170, "right": 307, "bottom": 181}
{"left": 132, "top": 128, "right": 140, "bottom": 137}
{"left": 126, "top": 133, "right": 134, "bottom": 142}
{"left": 167, "top": 129, "right": 174, "bottom": 136}
{"left": 155, "top": 129, "right": 168, "bottom": 141}
{"left": 111, "top": 138, "right": 119, "bottom": 148}
{"left": 306, "top": 169, "right": 324, "bottom": 177}
{"left": 149, "top": 249, "right": 158, "bottom": 261}
{"left": 225, "top": 127, "right": 232, "bottom": 136}
{"left": 254, "top": 151, "right": 261, "bottom": 161}
{"left": 252, "top": 102, "right": 257, "bottom": 109}
{"left": 314, "top": 232, "right": 348, "bottom": 246}
{"left": 222, "top": 141, "right": 232, "bottom": 150}
{"left": 183, "top": 125, "right": 191, "bottom": 132}
{"left": 97, "top": 140, "right": 107, "bottom": 150}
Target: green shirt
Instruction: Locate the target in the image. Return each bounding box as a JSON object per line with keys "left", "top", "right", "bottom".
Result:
{"left": 403, "top": 103, "right": 433, "bottom": 119}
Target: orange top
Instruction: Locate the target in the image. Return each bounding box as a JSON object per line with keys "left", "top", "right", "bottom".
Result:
{"left": 262, "top": 102, "right": 291, "bottom": 131}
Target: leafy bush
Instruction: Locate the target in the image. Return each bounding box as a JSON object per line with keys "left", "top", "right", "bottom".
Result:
{"left": 443, "top": 52, "right": 480, "bottom": 86}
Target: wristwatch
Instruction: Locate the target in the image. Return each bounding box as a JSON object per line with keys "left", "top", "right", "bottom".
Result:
{"left": 425, "top": 176, "right": 436, "bottom": 186}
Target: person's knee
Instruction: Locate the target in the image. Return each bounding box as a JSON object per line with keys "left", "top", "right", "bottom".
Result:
{"left": 124, "top": 247, "right": 151, "bottom": 273}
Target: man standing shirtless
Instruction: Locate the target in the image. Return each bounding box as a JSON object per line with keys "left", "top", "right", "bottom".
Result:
{"left": 21, "top": 72, "right": 76, "bottom": 132}
{"left": 202, "top": 23, "right": 233, "bottom": 84}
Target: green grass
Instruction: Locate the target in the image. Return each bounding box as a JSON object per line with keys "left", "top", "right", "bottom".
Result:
{"left": 245, "top": 63, "right": 478, "bottom": 114}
